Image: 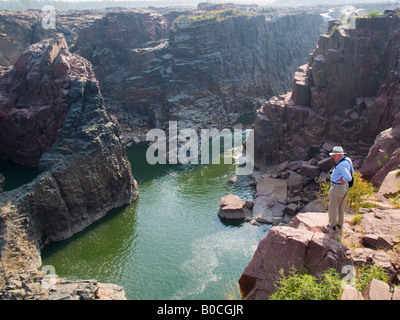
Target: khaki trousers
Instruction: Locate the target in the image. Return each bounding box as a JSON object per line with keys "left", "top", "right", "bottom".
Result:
{"left": 328, "top": 183, "right": 349, "bottom": 227}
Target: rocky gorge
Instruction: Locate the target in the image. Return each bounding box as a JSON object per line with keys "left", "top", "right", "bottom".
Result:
{"left": 72, "top": 5, "right": 327, "bottom": 142}
{"left": 0, "top": 2, "right": 400, "bottom": 301}
{"left": 0, "top": 4, "right": 330, "bottom": 300}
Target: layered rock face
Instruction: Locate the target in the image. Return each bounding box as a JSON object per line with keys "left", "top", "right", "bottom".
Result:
{"left": 74, "top": 9, "right": 326, "bottom": 141}
{"left": 254, "top": 13, "right": 400, "bottom": 172}
{"left": 0, "top": 35, "right": 87, "bottom": 165}
{"left": 0, "top": 35, "right": 138, "bottom": 298}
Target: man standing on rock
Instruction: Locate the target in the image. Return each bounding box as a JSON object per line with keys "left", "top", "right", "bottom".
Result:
{"left": 327, "top": 146, "right": 354, "bottom": 231}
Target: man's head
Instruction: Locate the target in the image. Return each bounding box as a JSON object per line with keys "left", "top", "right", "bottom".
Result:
{"left": 329, "top": 146, "right": 345, "bottom": 162}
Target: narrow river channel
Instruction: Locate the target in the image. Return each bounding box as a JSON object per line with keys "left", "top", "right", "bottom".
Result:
{"left": 39, "top": 125, "right": 270, "bottom": 300}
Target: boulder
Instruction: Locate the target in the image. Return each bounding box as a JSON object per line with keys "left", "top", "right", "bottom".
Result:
{"left": 287, "top": 212, "right": 329, "bottom": 233}
{"left": 284, "top": 203, "right": 298, "bottom": 217}
{"left": 299, "top": 163, "right": 321, "bottom": 179}
{"left": 218, "top": 194, "right": 249, "bottom": 219}
{"left": 362, "top": 279, "right": 392, "bottom": 300}
{"left": 317, "top": 157, "right": 335, "bottom": 172}
{"left": 378, "top": 169, "right": 400, "bottom": 199}
{"left": 287, "top": 171, "right": 303, "bottom": 192}
{"left": 362, "top": 234, "right": 395, "bottom": 250}
{"left": 238, "top": 222, "right": 350, "bottom": 299}
{"left": 253, "top": 177, "right": 287, "bottom": 225}
{"left": 340, "top": 285, "right": 364, "bottom": 300}
{"left": 302, "top": 199, "right": 327, "bottom": 213}
{"left": 360, "top": 127, "right": 400, "bottom": 184}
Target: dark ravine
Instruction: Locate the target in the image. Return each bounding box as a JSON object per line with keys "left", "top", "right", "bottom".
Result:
{"left": 0, "top": 34, "right": 137, "bottom": 299}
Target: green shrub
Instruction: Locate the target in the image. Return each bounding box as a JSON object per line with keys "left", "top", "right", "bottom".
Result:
{"left": 173, "top": 9, "right": 254, "bottom": 28}
{"left": 367, "top": 10, "right": 380, "bottom": 18}
{"left": 268, "top": 264, "right": 390, "bottom": 300}
{"left": 316, "top": 171, "right": 376, "bottom": 213}
{"left": 355, "top": 264, "right": 389, "bottom": 292}
{"left": 269, "top": 268, "right": 343, "bottom": 300}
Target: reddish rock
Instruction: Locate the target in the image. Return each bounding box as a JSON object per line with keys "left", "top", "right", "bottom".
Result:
{"left": 362, "top": 279, "right": 392, "bottom": 300}
{"left": 238, "top": 222, "right": 350, "bottom": 299}
{"left": 218, "top": 194, "right": 249, "bottom": 219}
{"left": 341, "top": 285, "right": 364, "bottom": 300}
{"left": 299, "top": 163, "right": 321, "bottom": 179}
{"left": 377, "top": 164, "right": 400, "bottom": 198}
{"left": 317, "top": 157, "right": 335, "bottom": 172}
{"left": 254, "top": 16, "right": 400, "bottom": 169}
{"left": 0, "top": 34, "right": 95, "bottom": 166}
{"left": 0, "top": 35, "right": 138, "bottom": 294}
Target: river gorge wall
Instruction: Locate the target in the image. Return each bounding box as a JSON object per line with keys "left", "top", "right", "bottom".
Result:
{"left": 254, "top": 10, "right": 400, "bottom": 176}
{"left": 0, "top": 34, "right": 137, "bottom": 299}
{"left": 0, "top": 6, "right": 327, "bottom": 142}
{"left": 72, "top": 7, "right": 327, "bottom": 141}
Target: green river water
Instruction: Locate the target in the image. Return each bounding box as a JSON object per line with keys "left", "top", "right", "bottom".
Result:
{"left": 2, "top": 119, "right": 271, "bottom": 300}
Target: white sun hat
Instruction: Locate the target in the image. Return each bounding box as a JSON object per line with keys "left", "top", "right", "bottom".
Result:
{"left": 329, "top": 146, "right": 346, "bottom": 155}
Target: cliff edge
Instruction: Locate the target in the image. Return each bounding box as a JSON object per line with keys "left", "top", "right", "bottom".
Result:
{"left": 0, "top": 34, "right": 138, "bottom": 299}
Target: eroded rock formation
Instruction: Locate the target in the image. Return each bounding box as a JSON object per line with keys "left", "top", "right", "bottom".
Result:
{"left": 74, "top": 8, "right": 327, "bottom": 142}
{"left": 0, "top": 34, "right": 138, "bottom": 299}
{"left": 254, "top": 12, "right": 400, "bottom": 175}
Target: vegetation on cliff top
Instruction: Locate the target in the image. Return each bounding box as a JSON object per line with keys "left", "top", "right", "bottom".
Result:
{"left": 173, "top": 9, "right": 255, "bottom": 29}
{"left": 269, "top": 264, "right": 390, "bottom": 300}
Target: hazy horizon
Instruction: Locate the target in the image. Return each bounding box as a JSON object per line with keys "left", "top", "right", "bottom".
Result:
{"left": 1, "top": 0, "right": 400, "bottom": 12}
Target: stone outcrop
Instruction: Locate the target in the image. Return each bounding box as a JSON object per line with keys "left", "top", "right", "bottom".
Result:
{"left": 0, "top": 9, "right": 108, "bottom": 68}
{"left": 0, "top": 271, "right": 126, "bottom": 300}
{"left": 0, "top": 34, "right": 87, "bottom": 165}
{"left": 238, "top": 212, "right": 351, "bottom": 299}
{"left": 253, "top": 12, "right": 400, "bottom": 172}
{"left": 74, "top": 8, "right": 326, "bottom": 142}
{"left": 0, "top": 34, "right": 138, "bottom": 299}
{"left": 239, "top": 208, "right": 400, "bottom": 300}
{"left": 341, "top": 279, "right": 400, "bottom": 300}
{"left": 218, "top": 194, "right": 250, "bottom": 219}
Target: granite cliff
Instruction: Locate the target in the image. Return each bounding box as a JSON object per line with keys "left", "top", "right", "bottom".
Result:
{"left": 0, "top": 34, "right": 138, "bottom": 299}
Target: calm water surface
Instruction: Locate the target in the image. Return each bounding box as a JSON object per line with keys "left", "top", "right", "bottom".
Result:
{"left": 41, "top": 138, "right": 270, "bottom": 300}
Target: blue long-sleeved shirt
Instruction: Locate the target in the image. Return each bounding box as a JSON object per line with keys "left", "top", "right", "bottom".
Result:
{"left": 331, "top": 156, "right": 353, "bottom": 184}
